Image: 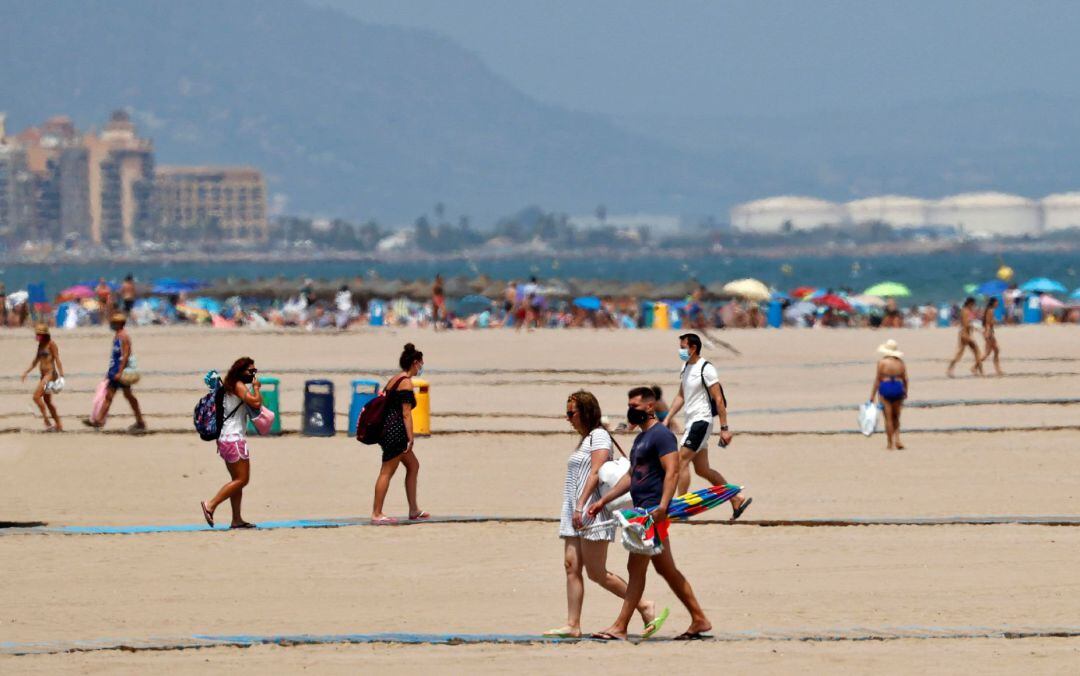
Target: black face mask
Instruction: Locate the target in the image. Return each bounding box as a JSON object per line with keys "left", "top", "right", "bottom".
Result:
{"left": 626, "top": 406, "right": 650, "bottom": 426}
{"left": 240, "top": 373, "right": 255, "bottom": 384}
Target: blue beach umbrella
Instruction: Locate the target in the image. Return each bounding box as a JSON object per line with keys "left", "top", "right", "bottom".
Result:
{"left": 975, "top": 279, "right": 1009, "bottom": 296}
{"left": 1071, "top": 288, "right": 1080, "bottom": 299}
{"left": 453, "top": 294, "right": 493, "bottom": 315}
{"left": 572, "top": 296, "right": 602, "bottom": 311}
{"left": 1019, "top": 278, "right": 1067, "bottom": 294}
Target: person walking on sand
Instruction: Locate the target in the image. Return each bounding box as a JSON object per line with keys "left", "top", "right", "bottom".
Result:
{"left": 431, "top": 274, "right": 446, "bottom": 331}
{"left": 978, "top": 297, "right": 1004, "bottom": 376}
{"left": 664, "top": 333, "right": 752, "bottom": 520}
{"left": 21, "top": 323, "right": 64, "bottom": 431}
{"left": 371, "top": 343, "right": 429, "bottom": 524}
{"left": 586, "top": 387, "right": 712, "bottom": 641}
{"left": 94, "top": 277, "right": 113, "bottom": 323}
{"left": 119, "top": 274, "right": 137, "bottom": 315}
{"left": 544, "top": 390, "right": 668, "bottom": 639}
{"left": 947, "top": 297, "right": 983, "bottom": 377}
{"left": 201, "top": 358, "right": 262, "bottom": 529}
{"left": 871, "top": 339, "right": 909, "bottom": 450}
{"left": 83, "top": 312, "right": 146, "bottom": 432}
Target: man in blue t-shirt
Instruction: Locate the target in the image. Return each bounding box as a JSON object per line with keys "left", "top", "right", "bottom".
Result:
{"left": 587, "top": 386, "right": 712, "bottom": 641}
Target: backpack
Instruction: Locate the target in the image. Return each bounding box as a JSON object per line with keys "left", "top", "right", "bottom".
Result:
{"left": 193, "top": 380, "right": 243, "bottom": 441}
{"left": 683, "top": 360, "right": 728, "bottom": 417}
{"left": 355, "top": 375, "right": 407, "bottom": 445}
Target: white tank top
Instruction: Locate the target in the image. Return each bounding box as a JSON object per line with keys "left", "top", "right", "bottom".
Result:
{"left": 219, "top": 390, "right": 250, "bottom": 439}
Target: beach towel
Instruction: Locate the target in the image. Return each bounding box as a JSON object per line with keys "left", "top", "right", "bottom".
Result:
{"left": 858, "top": 401, "right": 879, "bottom": 436}
{"left": 90, "top": 379, "right": 109, "bottom": 424}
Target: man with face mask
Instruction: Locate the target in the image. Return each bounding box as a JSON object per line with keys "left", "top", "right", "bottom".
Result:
{"left": 83, "top": 313, "right": 146, "bottom": 432}
{"left": 586, "top": 387, "right": 712, "bottom": 640}
{"left": 665, "top": 333, "right": 751, "bottom": 519}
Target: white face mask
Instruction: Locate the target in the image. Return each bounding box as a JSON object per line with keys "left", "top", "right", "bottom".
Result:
{"left": 416, "top": 365, "right": 424, "bottom": 377}
{"left": 678, "top": 348, "right": 690, "bottom": 361}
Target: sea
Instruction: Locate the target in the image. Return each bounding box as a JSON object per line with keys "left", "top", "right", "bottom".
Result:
{"left": 2, "top": 251, "right": 1077, "bottom": 304}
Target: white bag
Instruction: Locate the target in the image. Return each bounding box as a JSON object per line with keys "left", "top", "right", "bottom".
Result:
{"left": 598, "top": 456, "right": 633, "bottom": 512}
{"left": 858, "top": 401, "right": 879, "bottom": 436}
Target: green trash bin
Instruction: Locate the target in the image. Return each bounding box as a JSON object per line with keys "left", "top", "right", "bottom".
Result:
{"left": 248, "top": 376, "right": 281, "bottom": 435}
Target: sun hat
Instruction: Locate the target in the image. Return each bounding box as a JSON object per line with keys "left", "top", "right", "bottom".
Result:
{"left": 110, "top": 311, "right": 127, "bottom": 324}
{"left": 877, "top": 339, "right": 903, "bottom": 358}
{"left": 34, "top": 322, "right": 50, "bottom": 335}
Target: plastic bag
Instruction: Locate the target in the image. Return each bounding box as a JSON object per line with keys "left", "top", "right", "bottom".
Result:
{"left": 598, "top": 456, "right": 633, "bottom": 512}
{"left": 858, "top": 401, "right": 879, "bottom": 436}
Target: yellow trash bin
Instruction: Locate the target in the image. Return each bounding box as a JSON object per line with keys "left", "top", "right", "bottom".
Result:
{"left": 411, "top": 377, "right": 431, "bottom": 436}
{"left": 653, "top": 302, "right": 670, "bottom": 329}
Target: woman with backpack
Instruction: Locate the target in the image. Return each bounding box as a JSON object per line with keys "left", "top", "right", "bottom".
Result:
{"left": 543, "top": 390, "right": 666, "bottom": 639}
{"left": 201, "top": 357, "right": 262, "bottom": 529}
{"left": 371, "top": 343, "right": 428, "bottom": 524}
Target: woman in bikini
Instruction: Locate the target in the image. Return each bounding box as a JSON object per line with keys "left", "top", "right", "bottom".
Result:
{"left": 979, "top": 297, "right": 1004, "bottom": 376}
{"left": 545, "top": 390, "right": 666, "bottom": 639}
{"left": 21, "top": 323, "right": 64, "bottom": 431}
{"left": 871, "top": 339, "right": 909, "bottom": 450}
{"left": 371, "top": 343, "right": 429, "bottom": 524}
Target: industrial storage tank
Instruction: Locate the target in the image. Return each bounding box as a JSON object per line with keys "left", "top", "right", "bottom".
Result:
{"left": 926, "top": 192, "right": 1041, "bottom": 237}
{"left": 729, "top": 196, "right": 846, "bottom": 233}
{"left": 845, "top": 195, "right": 929, "bottom": 228}
{"left": 1041, "top": 192, "right": 1080, "bottom": 231}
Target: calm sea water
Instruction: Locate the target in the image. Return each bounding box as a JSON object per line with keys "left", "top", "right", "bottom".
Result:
{"left": 2, "top": 251, "right": 1077, "bottom": 304}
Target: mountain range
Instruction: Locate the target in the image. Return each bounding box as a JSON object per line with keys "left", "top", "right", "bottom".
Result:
{"left": 2, "top": 0, "right": 1077, "bottom": 224}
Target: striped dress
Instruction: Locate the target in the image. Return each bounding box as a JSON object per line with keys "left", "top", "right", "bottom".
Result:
{"left": 558, "top": 429, "right": 617, "bottom": 542}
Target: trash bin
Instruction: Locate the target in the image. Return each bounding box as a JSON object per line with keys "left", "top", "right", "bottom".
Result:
{"left": 302, "top": 379, "right": 335, "bottom": 437}
{"left": 653, "top": 302, "right": 669, "bottom": 329}
{"left": 937, "top": 305, "right": 950, "bottom": 328}
{"left": 1023, "top": 295, "right": 1042, "bottom": 324}
{"left": 411, "top": 377, "right": 431, "bottom": 437}
{"left": 348, "top": 379, "right": 380, "bottom": 437}
{"left": 640, "top": 302, "right": 654, "bottom": 328}
{"left": 994, "top": 295, "right": 1006, "bottom": 323}
{"left": 767, "top": 300, "right": 783, "bottom": 328}
{"left": 247, "top": 376, "right": 281, "bottom": 435}
{"left": 369, "top": 300, "right": 385, "bottom": 327}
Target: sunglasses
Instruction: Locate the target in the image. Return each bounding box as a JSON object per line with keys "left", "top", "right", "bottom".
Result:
{"left": 246, "top": 368, "right": 258, "bottom": 375}
{"left": 565, "top": 410, "right": 577, "bottom": 418}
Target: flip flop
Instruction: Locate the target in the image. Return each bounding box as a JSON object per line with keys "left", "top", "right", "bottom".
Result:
{"left": 673, "top": 631, "right": 710, "bottom": 641}
{"left": 230, "top": 522, "right": 257, "bottom": 529}
{"left": 200, "top": 502, "right": 214, "bottom": 528}
{"left": 371, "top": 516, "right": 399, "bottom": 525}
{"left": 731, "top": 496, "right": 753, "bottom": 521}
{"left": 408, "top": 511, "right": 431, "bottom": 521}
{"left": 641, "top": 606, "right": 670, "bottom": 640}
{"left": 589, "top": 632, "right": 624, "bottom": 641}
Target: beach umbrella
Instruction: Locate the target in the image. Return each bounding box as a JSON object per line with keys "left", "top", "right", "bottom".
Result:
{"left": 813, "top": 293, "right": 854, "bottom": 313}
{"left": 57, "top": 285, "right": 95, "bottom": 301}
{"left": 1072, "top": 288, "right": 1080, "bottom": 299}
{"left": 572, "top": 296, "right": 603, "bottom": 311}
{"left": 189, "top": 297, "right": 223, "bottom": 314}
{"left": 1041, "top": 295, "right": 1065, "bottom": 310}
{"left": 1020, "top": 277, "right": 1067, "bottom": 294}
{"left": 783, "top": 301, "right": 816, "bottom": 319}
{"left": 722, "top": 278, "right": 771, "bottom": 302}
{"left": 668, "top": 484, "right": 743, "bottom": 520}
{"left": 452, "top": 294, "right": 493, "bottom": 315}
{"left": 850, "top": 294, "right": 886, "bottom": 309}
{"left": 790, "top": 286, "right": 817, "bottom": 299}
{"left": 975, "top": 279, "right": 1009, "bottom": 296}
{"left": 862, "top": 281, "right": 911, "bottom": 297}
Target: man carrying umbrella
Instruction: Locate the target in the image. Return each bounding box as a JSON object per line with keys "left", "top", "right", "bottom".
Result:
{"left": 663, "top": 333, "right": 752, "bottom": 520}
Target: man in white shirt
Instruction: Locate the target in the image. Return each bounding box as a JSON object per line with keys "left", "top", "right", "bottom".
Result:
{"left": 664, "top": 333, "right": 752, "bottom": 520}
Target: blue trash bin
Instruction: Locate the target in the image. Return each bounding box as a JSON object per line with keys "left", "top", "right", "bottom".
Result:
{"left": 937, "top": 305, "right": 951, "bottom": 328}
{"left": 1023, "top": 295, "right": 1043, "bottom": 324}
{"left": 369, "top": 300, "right": 385, "bottom": 327}
{"left": 767, "top": 300, "right": 783, "bottom": 328}
{"left": 348, "top": 379, "right": 381, "bottom": 437}
{"left": 994, "top": 295, "right": 1006, "bottom": 323}
{"left": 302, "top": 379, "right": 336, "bottom": 437}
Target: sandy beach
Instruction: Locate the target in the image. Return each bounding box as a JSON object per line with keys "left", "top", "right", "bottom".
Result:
{"left": 1, "top": 324, "right": 1077, "bottom": 672}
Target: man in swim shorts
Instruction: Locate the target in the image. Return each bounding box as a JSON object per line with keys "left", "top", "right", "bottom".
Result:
{"left": 586, "top": 387, "right": 712, "bottom": 640}
{"left": 665, "top": 333, "right": 751, "bottom": 519}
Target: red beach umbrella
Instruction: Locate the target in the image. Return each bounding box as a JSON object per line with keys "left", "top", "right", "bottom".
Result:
{"left": 813, "top": 293, "right": 854, "bottom": 313}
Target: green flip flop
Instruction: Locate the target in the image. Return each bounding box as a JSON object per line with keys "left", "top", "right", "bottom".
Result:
{"left": 642, "top": 607, "right": 670, "bottom": 639}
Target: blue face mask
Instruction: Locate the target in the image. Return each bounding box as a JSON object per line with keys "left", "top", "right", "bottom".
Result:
{"left": 678, "top": 348, "right": 690, "bottom": 362}
{"left": 416, "top": 366, "right": 424, "bottom": 377}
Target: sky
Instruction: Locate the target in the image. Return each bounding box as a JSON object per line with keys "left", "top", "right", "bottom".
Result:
{"left": 315, "top": 0, "right": 1080, "bottom": 118}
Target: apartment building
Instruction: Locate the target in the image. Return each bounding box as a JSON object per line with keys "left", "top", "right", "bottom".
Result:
{"left": 155, "top": 166, "right": 268, "bottom": 243}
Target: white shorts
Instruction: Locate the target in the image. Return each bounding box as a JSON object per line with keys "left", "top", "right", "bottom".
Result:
{"left": 680, "top": 419, "right": 714, "bottom": 452}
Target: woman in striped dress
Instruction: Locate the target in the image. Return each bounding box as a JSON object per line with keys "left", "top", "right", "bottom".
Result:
{"left": 544, "top": 390, "right": 665, "bottom": 638}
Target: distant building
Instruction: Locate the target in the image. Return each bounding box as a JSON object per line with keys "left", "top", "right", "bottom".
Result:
{"left": 730, "top": 196, "right": 847, "bottom": 232}
{"left": 0, "top": 134, "right": 36, "bottom": 244}
{"left": 1041, "top": 193, "right": 1080, "bottom": 232}
{"left": 155, "top": 166, "right": 268, "bottom": 243}
{"left": 926, "top": 192, "right": 1041, "bottom": 237}
{"left": 83, "top": 111, "right": 155, "bottom": 247}
{"left": 845, "top": 195, "right": 929, "bottom": 228}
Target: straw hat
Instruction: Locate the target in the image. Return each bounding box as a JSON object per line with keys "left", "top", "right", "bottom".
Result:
{"left": 34, "top": 322, "right": 50, "bottom": 335}
{"left": 109, "top": 311, "right": 128, "bottom": 324}
{"left": 877, "top": 339, "right": 903, "bottom": 358}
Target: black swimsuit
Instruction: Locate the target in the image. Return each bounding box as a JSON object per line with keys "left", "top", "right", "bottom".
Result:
{"left": 379, "top": 386, "right": 417, "bottom": 462}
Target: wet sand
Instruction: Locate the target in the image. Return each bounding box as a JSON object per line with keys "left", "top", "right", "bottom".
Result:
{"left": 1, "top": 324, "right": 1077, "bottom": 671}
